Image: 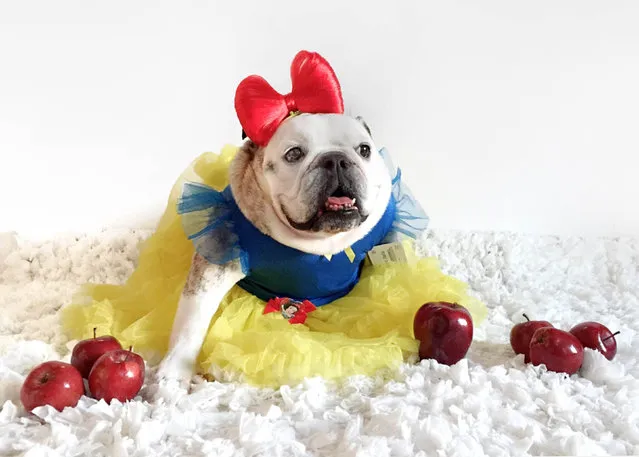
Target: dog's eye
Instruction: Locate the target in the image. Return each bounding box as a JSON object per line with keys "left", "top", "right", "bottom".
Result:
{"left": 359, "top": 144, "right": 371, "bottom": 159}
{"left": 284, "top": 147, "right": 305, "bottom": 163}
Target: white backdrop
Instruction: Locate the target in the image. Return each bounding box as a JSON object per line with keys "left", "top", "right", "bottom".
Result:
{"left": 1, "top": 0, "right": 638, "bottom": 240}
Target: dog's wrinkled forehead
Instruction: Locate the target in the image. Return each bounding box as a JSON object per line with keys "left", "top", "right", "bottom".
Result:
{"left": 264, "top": 113, "right": 373, "bottom": 155}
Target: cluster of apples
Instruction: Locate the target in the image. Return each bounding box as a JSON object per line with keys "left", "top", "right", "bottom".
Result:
{"left": 413, "top": 301, "right": 474, "bottom": 365}
{"left": 411, "top": 302, "right": 621, "bottom": 377}
{"left": 510, "top": 314, "right": 619, "bottom": 375}
{"left": 20, "top": 329, "right": 145, "bottom": 412}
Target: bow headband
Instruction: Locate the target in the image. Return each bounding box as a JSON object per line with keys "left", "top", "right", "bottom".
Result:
{"left": 234, "top": 50, "right": 344, "bottom": 146}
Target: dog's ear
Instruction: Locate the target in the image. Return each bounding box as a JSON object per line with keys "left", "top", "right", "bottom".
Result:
{"left": 355, "top": 116, "right": 372, "bottom": 137}
{"left": 242, "top": 129, "right": 247, "bottom": 140}
{"left": 239, "top": 138, "right": 260, "bottom": 157}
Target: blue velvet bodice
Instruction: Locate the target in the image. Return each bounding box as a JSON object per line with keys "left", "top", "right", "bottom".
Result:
{"left": 177, "top": 147, "right": 428, "bottom": 307}
{"left": 223, "top": 187, "right": 395, "bottom": 305}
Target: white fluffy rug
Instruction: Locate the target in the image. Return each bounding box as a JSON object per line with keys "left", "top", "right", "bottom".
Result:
{"left": 1, "top": 229, "right": 638, "bottom": 457}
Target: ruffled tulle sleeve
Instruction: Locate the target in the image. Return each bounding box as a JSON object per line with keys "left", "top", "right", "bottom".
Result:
{"left": 176, "top": 182, "right": 249, "bottom": 273}
{"left": 379, "top": 147, "right": 430, "bottom": 242}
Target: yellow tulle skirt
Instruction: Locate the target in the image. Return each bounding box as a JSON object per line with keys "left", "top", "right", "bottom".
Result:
{"left": 61, "top": 145, "right": 487, "bottom": 387}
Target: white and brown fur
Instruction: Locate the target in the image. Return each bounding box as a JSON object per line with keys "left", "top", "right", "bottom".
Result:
{"left": 154, "top": 114, "right": 393, "bottom": 392}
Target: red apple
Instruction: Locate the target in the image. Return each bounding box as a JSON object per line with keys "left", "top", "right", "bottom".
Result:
{"left": 20, "top": 361, "right": 84, "bottom": 412}
{"left": 88, "top": 347, "right": 145, "bottom": 403}
{"left": 529, "top": 327, "right": 584, "bottom": 375}
{"left": 414, "top": 301, "right": 473, "bottom": 365}
{"left": 510, "top": 314, "right": 554, "bottom": 363}
{"left": 569, "top": 321, "right": 619, "bottom": 361}
{"left": 71, "top": 328, "right": 122, "bottom": 378}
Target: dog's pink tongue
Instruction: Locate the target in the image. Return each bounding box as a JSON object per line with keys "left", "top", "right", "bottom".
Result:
{"left": 327, "top": 196, "right": 352, "bottom": 206}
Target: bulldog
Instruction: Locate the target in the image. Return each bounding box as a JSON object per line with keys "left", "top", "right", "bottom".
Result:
{"left": 154, "top": 51, "right": 402, "bottom": 389}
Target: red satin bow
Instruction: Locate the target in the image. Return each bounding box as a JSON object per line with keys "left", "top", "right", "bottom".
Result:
{"left": 234, "top": 50, "right": 344, "bottom": 146}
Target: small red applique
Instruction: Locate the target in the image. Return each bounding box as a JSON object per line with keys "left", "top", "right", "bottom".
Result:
{"left": 264, "top": 297, "right": 317, "bottom": 324}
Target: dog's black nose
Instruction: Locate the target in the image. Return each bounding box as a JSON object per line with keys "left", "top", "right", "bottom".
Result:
{"left": 318, "top": 152, "right": 353, "bottom": 173}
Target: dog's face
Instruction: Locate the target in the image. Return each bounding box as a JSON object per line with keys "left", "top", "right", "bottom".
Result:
{"left": 231, "top": 113, "right": 392, "bottom": 255}
{"left": 263, "top": 113, "right": 387, "bottom": 235}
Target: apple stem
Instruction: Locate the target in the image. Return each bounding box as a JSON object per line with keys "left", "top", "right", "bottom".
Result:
{"left": 603, "top": 331, "right": 620, "bottom": 342}
{"left": 124, "top": 346, "right": 133, "bottom": 362}
{"left": 522, "top": 313, "right": 530, "bottom": 322}
{"left": 93, "top": 327, "right": 97, "bottom": 339}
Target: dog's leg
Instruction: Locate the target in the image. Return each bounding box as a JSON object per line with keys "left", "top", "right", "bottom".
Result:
{"left": 154, "top": 253, "right": 244, "bottom": 391}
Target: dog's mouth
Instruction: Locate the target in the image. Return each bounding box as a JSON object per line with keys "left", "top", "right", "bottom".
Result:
{"left": 318, "top": 188, "right": 359, "bottom": 216}
{"left": 285, "top": 187, "right": 364, "bottom": 232}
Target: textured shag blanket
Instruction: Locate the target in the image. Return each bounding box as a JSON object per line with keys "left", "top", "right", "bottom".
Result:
{"left": 0, "top": 229, "right": 638, "bottom": 456}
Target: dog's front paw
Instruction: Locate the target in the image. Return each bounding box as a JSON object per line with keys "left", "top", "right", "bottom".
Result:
{"left": 147, "top": 377, "right": 189, "bottom": 406}
{"left": 146, "top": 357, "right": 194, "bottom": 405}
{"left": 155, "top": 363, "right": 193, "bottom": 389}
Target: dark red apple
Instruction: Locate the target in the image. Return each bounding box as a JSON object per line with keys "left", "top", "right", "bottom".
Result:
{"left": 510, "top": 314, "right": 554, "bottom": 363}
{"left": 529, "top": 327, "right": 584, "bottom": 375}
{"left": 414, "top": 301, "right": 473, "bottom": 365}
{"left": 88, "top": 347, "right": 145, "bottom": 403}
{"left": 569, "top": 321, "right": 619, "bottom": 361}
{"left": 20, "top": 361, "right": 84, "bottom": 412}
{"left": 71, "top": 328, "right": 122, "bottom": 378}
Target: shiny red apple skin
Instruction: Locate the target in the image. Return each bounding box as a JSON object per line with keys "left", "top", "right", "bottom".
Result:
{"left": 71, "top": 331, "right": 122, "bottom": 378}
{"left": 510, "top": 314, "right": 554, "bottom": 363}
{"left": 529, "top": 327, "right": 584, "bottom": 374}
{"left": 20, "top": 361, "right": 84, "bottom": 412}
{"left": 88, "top": 349, "right": 145, "bottom": 403}
{"left": 569, "top": 321, "right": 618, "bottom": 361}
{"left": 414, "top": 301, "right": 474, "bottom": 366}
